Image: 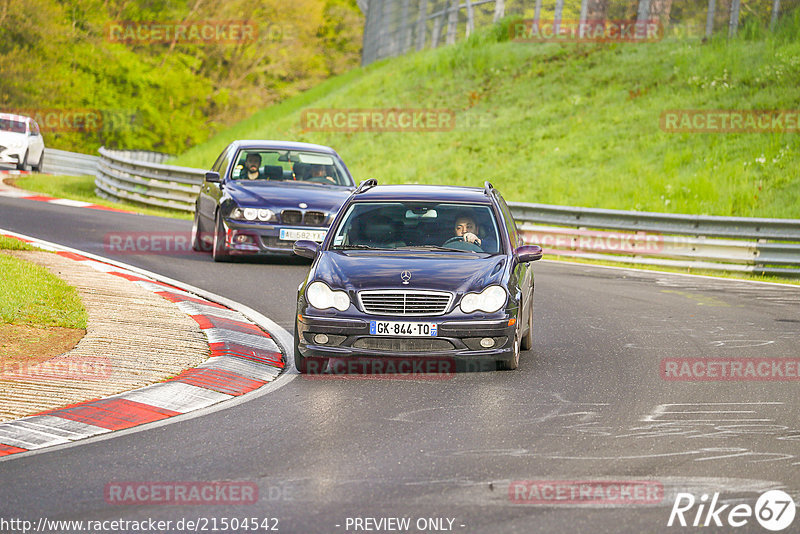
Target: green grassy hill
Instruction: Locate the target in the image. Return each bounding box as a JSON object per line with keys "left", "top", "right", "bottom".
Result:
{"left": 172, "top": 15, "right": 800, "bottom": 218}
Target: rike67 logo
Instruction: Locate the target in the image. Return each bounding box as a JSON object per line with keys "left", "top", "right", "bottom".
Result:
{"left": 668, "top": 490, "right": 796, "bottom": 531}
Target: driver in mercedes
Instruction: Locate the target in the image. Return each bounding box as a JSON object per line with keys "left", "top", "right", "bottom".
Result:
{"left": 452, "top": 214, "right": 482, "bottom": 247}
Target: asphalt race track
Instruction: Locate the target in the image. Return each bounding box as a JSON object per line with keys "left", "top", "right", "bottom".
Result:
{"left": 2, "top": 195, "right": 800, "bottom": 533}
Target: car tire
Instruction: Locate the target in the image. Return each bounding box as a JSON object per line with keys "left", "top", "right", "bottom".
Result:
{"left": 31, "top": 149, "right": 44, "bottom": 172}
{"left": 191, "top": 208, "right": 211, "bottom": 252}
{"left": 212, "top": 211, "right": 231, "bottom": 262}
{"left": 520, "top": 296, "right": 533, "bottom": 351}
{"left": 294, "top": 324, "right": 329, "bottom": 374}
{"left": 32, "top": 150, "right": 44, "bottom": 172}
{"left": 498, "top": 321, "right": 520, "bottom": 371}
{"left": 295, "top": 354, "right": 328, "bottom": 374}
{"left": 16, "top": 150, "right": 28, "bottom": 171}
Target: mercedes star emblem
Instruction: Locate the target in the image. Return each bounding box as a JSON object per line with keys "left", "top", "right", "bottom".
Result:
{"left": 400, "top": 270, "right": 412, "bottom": 284}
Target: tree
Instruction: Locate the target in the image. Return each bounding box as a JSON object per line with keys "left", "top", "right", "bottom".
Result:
{"left": 0, "top": 0, "right": 364, "bottom": 153}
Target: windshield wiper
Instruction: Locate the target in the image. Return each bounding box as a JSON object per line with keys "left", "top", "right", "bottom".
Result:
{"left": 331, "top": 244, "right": 379, "bottom": 250}
{"left": 399, "top": 245, "right": 492, "bottom": 255}
{"left": 395, "top": 245, "right": 458, "bottom": 251}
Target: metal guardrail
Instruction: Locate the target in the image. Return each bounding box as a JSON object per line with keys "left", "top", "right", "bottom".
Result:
{"left": 509, "top": 202, "right": 800, "bottom": 241}
{"left": 509, "top": 203, "right": 800, "bottom": 277}
{"left": 41, "top": 148, "right": 99, "bottom": 176}
{"left": 95, "top": 147, "right": 203, "bottom": 212}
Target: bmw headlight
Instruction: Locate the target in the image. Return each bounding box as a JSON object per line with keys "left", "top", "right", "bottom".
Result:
{"left": 230, "top": 207, "right": 275, "bottom": 222}
{"left": 257, "top": 209, "right": 275, "bottom": 222}
{"left": 306, "top": 281, "right": 350, "bottom": 312}
{"left": 460, "top": 285, "right": 507, "bottom": 314}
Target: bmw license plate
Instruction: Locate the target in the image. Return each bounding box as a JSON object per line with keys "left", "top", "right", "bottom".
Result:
{"left": 370, "top": 321, "right": 437, "bottom": 337}
{"left": 279, "top": 228, "right": 326, "bottom": 242}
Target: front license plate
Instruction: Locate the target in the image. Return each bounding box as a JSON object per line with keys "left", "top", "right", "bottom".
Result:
{"left": 279, "top": 228, "right": 326, "bottom": 242}
{"left": 370, "top": 321, "right": 437, "bottom": 337}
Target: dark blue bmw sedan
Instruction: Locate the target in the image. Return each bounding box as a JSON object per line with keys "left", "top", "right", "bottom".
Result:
{"left": 292, "top": 180, "right": 542, "bottom": 373}
{"left": 191, "top": 140, "right": 355, "bottom": 261}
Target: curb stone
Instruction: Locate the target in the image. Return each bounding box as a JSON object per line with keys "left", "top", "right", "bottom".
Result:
{"left": 0, "top": 250, "right": 208, "bottom": 420}
{"left": 0, "top": 232, "right": 286, "bottom": 458}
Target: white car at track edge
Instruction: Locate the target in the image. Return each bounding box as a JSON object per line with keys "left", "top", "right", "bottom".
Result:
{"left": 0, "top": 113, "right": 45, "bottom": 172}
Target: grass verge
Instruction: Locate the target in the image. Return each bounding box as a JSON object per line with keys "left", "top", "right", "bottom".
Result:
{"left": 0, "top": 252, "right": 87, "bottom": 329}
{"left": 0, "top": 235, "right": 36, "bottom": 251}
{"left": 170, "top": 15, "right": 800, "bottom": 219}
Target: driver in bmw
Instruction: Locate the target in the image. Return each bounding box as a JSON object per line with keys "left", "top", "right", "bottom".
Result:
{"left": 452, "top": 214, "right": 482, "bottom": 247}
{"left": 240, "top": 153, "right": 263, "bottom": 180}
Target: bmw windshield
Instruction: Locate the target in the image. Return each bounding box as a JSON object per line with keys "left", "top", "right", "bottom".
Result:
{"left": 230, "top": 149, "right": 351, "bottom": 186}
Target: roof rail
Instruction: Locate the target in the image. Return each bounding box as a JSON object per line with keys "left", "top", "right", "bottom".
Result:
{"left": 355, "top": 178, "right": 378, "bottom": 194}
{"left": 483, "top": 181, "right": 494, "bottom": 196}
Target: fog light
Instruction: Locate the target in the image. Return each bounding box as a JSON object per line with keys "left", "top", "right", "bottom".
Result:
{"left": 234, "top": 234, "right": 252, "bottom": 244}
{"left": 314, "top": 333, "right": 329, "bottom": 344}
{"left": 480, "top": 337, "right": 495, "bottom": 348}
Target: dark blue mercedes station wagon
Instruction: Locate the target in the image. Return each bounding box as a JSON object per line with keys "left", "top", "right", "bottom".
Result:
{"left": 292, "top": 180, "right": 542, "bottom": 373}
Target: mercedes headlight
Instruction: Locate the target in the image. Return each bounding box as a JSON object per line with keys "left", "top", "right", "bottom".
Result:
{"left": 306, "top": 281, "right": 350, "bottom": 312}
{"left": 460, "top": 285, "right": 507, "bottom": 314}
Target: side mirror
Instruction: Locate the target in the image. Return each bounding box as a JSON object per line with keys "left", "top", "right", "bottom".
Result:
{"left": 515, "top": 245, "right": 543, "bottom": 263}
{"left": 205, "top": 171, "right": 221, "bottom": 183}
{"left": 293, "top": 240, "right": 319, "bottom": 259}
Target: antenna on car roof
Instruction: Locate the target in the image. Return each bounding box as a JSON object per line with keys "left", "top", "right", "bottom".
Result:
{"left": 355, "top": 178, "right": 378, "bottom": 194}
{"left": 483, "top": 181, "right": 495, "bottom": 196}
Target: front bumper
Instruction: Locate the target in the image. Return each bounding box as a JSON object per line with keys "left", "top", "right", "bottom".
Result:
{"left": 221, "top": 220, "right": 326, "bottom": 256}
{"left": 296, "top": 314, "right": 517, "bottom": 364}
{"left": 0, "top": 148, "right": 24, "bottom": 165}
